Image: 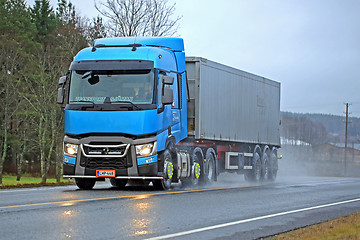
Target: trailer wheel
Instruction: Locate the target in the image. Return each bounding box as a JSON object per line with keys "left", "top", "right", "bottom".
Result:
{"left": 75, "top": 178, "right": 96, "bottom": 190}
{"left": 244, "top": 152, "right": 261, "bottom": 182}
{"left": 261, "top": 152, "right": 270, "bottom": 181}
{"left": 153, "top": 149, "right": 173, "bottom": 190}
{"left": 110, "top": 179, "right": 127, "bottom": 189}
{"left": 205, "top": 149, "right": 216, "bottom": 183}
{"left": 269, "top": 150, "right": 278, "bottom": 181}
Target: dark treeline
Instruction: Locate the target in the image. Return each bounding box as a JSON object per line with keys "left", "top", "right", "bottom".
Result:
{"left": 281, "top": 112, "right": 360, "bottom": 146}
{"left": 0, "top": 0, "right": 180, "bottom": 184}
{"left": 0, "top": 0, "right": 105, "bottom": 184}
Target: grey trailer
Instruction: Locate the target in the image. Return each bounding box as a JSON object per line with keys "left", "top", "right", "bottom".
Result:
{"left": 186, "top": 57, "right": 281, "bottom": 147}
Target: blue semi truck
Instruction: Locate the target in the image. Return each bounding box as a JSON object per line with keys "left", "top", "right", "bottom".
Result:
{"left": 57, "top": 37, "right": 281, "bottom": 190}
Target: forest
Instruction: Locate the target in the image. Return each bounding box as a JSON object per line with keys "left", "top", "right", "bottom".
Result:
{"left": 0, "top": 0, "right": 180, "bottom": 184}
{"left": 0, "top": 0, "right": 101, "bottom": 184}
{"left": 281, "top": 112, "right": 360, "bottom": 146}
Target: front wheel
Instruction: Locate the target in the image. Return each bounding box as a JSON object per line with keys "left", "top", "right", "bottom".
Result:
{"left": 75, "top": 178, "right": 96, "bottom": 190}
{"left": 153, "top": 149, "right": 174, "bottom": 190}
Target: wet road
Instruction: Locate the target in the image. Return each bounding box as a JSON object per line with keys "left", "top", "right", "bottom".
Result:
{"left": 1, "top": 175, "right": 360, "bottom": 240}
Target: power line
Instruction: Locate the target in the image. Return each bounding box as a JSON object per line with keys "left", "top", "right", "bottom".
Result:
{"left": 344, "top": 103, "right": 351, "bottom": 177}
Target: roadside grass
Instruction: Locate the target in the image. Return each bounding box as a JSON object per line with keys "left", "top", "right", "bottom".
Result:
{"left": 269, "top": 211, "right": 360, "bottom": 240}
{"left": 0, "top": 175, "right": 74, "bottom": 189}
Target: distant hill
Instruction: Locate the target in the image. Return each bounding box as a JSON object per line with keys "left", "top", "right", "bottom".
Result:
{"left": 280, "top": 112, "right": 360, "bottom": 144}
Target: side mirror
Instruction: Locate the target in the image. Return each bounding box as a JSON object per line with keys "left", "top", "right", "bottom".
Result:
{"left": 162, "top": 75, "right": 174, "bottom": 85}
{"left": 162, "top": 87, "right": 173, "bottom": 105}
{"left": 58, "top": 76, "right": 67, "bottom": 85}
{"left": 57, "top": 87, "right": 65, "bottom": 104}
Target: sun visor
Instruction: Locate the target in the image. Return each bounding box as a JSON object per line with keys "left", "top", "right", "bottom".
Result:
{"left": 70, "top": 60, "right": 154, "bottom": 71}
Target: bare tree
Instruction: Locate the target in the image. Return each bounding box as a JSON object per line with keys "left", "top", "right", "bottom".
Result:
{"left": 95, "top": 0, "right": 181, "bottom": 37}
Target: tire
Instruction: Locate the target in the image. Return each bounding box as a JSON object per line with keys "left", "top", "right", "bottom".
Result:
{"left": 204, "top": 149, "right": 216, "bottom": 183}
{"left": 261, "top": 152, "right": 270, "bottom": 181}
{"left": 269, "top": 150, "right": 278, "bottom": 181}
{"left": 182, "top": 153, "right": 201, "bottom": 187}
{"left": 75, "top": 178, "right": 96, "bottom": 190}
{"left": 110, "top": 179, "right": 127, "bottom": 189}
{"left": 244, "top": 152, "right": 261, "bottom": 182}
{"left": 153, "top": 149, "right": 173, "bottom": 190}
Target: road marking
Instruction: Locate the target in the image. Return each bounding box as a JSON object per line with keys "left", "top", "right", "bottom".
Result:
{"left": 0, "top": 185, "right": 75, "bottom": 193}
{"left": 0, "top": 185, "right": 258, "bottom": 210}
{"left": 146, "top": 197, "right": 360, "bottom": 240}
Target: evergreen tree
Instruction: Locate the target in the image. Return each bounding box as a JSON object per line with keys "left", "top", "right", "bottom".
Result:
{"left": 30, "top": 0, "right": 57, "bottom": 43}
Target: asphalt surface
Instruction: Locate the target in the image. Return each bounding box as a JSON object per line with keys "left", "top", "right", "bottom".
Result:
{"left": 1, "top": 175, "right": 360, "bottom": 240}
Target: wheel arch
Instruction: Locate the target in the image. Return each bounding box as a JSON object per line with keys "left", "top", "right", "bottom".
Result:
{"left": 192, "top": 147, "right": 204, "bottom": 164}
{"left": 253, "top": 145, "right": 262, "bottom": 158}
{"left": 262, "top": 145, "right": 271, "bottom": 160}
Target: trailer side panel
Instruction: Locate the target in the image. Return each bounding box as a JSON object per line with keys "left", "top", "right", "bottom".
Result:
{"left": 186, "top": 57, "right": 280, "bottom": 146}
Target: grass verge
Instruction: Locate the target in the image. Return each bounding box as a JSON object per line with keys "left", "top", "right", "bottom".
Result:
{"left": 269, "top": 211, "right": 360, "bottom": 240}
{"left": 0, "top": 175, "right": 74, "bottom": 189}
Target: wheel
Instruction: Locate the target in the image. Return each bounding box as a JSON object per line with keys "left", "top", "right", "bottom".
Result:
{"left": 75, "top": 178, "right": 96, "bottom": 190}
{"left": 182, "top": 153, "right": 201, "bottom": 187}
{"left": 261, "top": 151, "right": 270, "bottom": 181}
{"left": 269, "top": 150, "right": 278, "bottom": 181}
{"left": 110, "top": 179, "right": 127, "bottom": 189}
{"left": 204, "top": 149, "right": 216, "bottom": 183}
{"left": 244, "top": 152, "right": 261, "bottom": 182}
{"left": 153, "top": 149, "right": 173, "bottom": 190}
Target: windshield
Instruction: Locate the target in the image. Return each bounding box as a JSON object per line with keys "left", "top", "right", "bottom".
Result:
{"left": 69, "top": 70, "right": 155, "bottom": 105}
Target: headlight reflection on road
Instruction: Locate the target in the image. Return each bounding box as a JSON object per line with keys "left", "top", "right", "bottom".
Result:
{"left": 61, "top": 201, "right": 76, "bottom": 207}
{"left": 130, "top": 198, "right": 153, "bottom": 237}
{"left": 63, "top": 210, "right": 75, "bottom": 216}
{"left": 61, "top": 208, "right": 77, "bottom": 239}
{"left": 134, "top": 194, "right": 149, "bottom": 200}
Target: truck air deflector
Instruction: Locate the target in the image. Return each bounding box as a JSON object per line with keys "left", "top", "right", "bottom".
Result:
{"left": 94, "top": 37, "right": 185, "bottom": 52}
{"left": 70, "top": 60, "right": 154, "bottom": 71}
{"left": 73, "top": 47, "right": 177, "bottom": 73}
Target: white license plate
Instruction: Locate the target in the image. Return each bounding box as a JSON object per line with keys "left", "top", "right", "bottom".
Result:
{"left": 96, "top": 170, "right": 115, "bottom": 177}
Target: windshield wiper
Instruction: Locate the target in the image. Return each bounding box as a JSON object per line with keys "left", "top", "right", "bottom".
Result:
{"left": 70, "top": 100, "right": 95, "bottom": 109}
{"left": 81, "top": 71, "right": 93, "bottom": 79}
{"left": 109, "top": 100, "right": 141, "bottom": 110}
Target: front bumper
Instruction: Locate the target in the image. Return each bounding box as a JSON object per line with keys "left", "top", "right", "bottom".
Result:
{"left": 62, "top": 135, "right": 160, "bottom": 179}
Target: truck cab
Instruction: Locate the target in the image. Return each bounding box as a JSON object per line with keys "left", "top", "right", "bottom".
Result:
{"left": 58, "top": 37, "right": 188, "bottom": 190}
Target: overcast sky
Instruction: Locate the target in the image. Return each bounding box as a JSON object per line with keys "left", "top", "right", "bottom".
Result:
{"left": 28, "top": 0, "right": 360, "bottom": 117}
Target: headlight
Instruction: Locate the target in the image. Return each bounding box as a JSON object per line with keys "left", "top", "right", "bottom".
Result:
{"left": 135, "top": 142, "right": 157, "bottom": 157}
{"left": 64, "top": 143, "right": 78, "bottom": 156}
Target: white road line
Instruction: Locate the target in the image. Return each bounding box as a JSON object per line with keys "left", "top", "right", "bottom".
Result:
{"left": 146, "top": 197, "right": 360, "bottom": 240}
{"left": 0, "top": 185, "right": 76, "bottom": 193}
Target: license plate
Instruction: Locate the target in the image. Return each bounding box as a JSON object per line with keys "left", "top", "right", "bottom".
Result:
{"left": 96, "top": 170, "right": 115, "bottom": 177}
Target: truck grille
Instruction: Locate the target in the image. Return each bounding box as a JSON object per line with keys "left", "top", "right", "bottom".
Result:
{"left": 81, "top": 156, "right": 131, "bottom": 169}
{"left": 79, "top": 142, "right": 132, "bottom": 169}
{"left": 81, "top": 143, "right": 130, "bottom": 157}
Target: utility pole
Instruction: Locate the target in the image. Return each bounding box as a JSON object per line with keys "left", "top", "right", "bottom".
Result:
{"left": 344, "top": 103, "right": 350, "bottom": 177}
